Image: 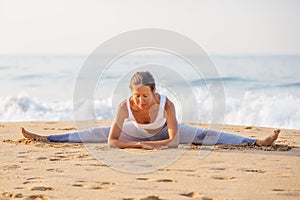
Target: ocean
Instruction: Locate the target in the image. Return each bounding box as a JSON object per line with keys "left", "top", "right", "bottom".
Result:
{"left": 1, "top": 54, "right": 299, "bottom": 130}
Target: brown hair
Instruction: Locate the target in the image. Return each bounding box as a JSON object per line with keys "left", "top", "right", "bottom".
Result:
{"left": 130, "top": 71, "right": 156, "bottom": 91}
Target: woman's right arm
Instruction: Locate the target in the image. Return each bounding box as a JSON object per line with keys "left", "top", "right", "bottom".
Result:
{"left": 108, "top": 101, "right": 143, "bottom": 149}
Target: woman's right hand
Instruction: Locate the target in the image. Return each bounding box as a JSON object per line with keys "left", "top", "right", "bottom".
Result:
{"left": 137, "top": 142, "right": 155, "bottom": 150}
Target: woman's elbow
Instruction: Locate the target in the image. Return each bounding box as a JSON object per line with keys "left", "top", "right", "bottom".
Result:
{"left": 167, "top": 139, "right": 179, "bottom": 148}
{"left": 108, "top": 138, "right": 118, "bottom": 148}
{"left": 168, "top": 143, "right": 179, "bottom": 148}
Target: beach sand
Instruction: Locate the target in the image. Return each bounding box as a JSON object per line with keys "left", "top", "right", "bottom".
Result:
{"left": 0, "top": 121, "right": 299, "bottom": 200}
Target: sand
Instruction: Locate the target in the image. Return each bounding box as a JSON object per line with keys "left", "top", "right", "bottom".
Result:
{"left": 0, "top": 121, "right": 299, "bottom": 200}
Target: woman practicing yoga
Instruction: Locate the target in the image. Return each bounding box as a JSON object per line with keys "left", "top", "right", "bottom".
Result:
{"left": 21, "top": 71, "right": 280, "bottom": 150}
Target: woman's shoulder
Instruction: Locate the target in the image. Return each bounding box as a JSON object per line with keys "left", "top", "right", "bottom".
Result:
{"left": 119, "top": 98, "right": 128, "bottom": 107}
{"left": 118, "top": 99, "right": 129, "bottom": 113}
{"left": 164, "top": 96, "right": 175, "bottom": 110}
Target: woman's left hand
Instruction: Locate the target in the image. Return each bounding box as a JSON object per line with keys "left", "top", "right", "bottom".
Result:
{"left": 140, "top": 142, "right": 168, "bottom": 150}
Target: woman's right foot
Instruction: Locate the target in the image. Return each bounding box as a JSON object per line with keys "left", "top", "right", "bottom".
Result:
{"left": 255, "top": 129, "right": 281, "bottom": 147}
{"left": 21, "top": 127, "right": 48, "bottom": 141}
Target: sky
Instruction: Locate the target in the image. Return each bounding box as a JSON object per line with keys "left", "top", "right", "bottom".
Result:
{"left": 0, "top": 0, "right": 299, "bottom": 55}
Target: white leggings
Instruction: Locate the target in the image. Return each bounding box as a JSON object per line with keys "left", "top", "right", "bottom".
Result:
{"left": 48, "top": 123, "right": 257, "bottom": 146}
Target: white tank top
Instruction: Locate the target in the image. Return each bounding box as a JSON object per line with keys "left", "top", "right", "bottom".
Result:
{"left": 126, "top": 94, "right": 167, "bottom": 131}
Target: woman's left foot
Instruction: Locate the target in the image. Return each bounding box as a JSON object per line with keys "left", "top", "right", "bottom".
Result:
{"left": 21, "top": 127, "right": 48, "bottom": 141}
{"left": 256, "top": 129, "right": 281, "bottom": 147}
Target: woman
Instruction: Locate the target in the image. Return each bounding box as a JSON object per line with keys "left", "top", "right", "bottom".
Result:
{"left": 21, "top": 71, "right": 280, "bottom": 150}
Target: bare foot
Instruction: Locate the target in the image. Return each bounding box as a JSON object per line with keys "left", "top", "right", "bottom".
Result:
{"left": 21, "top": 127, "right": 48, "bottom": 141}
{"left": 255, "top": 129, "right": 281, "bottom": 147}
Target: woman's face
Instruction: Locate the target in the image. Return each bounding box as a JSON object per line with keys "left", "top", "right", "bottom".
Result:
{"left": 131, "top": 85, "right": 155, "bottom": 110}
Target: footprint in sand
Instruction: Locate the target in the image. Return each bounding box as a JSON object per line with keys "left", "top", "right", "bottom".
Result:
{"left": 26, "top": 194, "right": 49, "bottom": 200}
{"left": 136, "top": 177, "right": 152, "bottom": 181}
{"left": 200, "top": 197, "right": 218, "bottom": 200}
{"left": 245, "top": 169, "right": 266, "bottom": 173}
{"left": 13, "top": 193, "right": 24, "bottom": 198}
{"left": 123, "top": 195, "right": 162, "bottom": 200}
{"left": 180, "top": 192, "right": 218, "bottom": 200}
{"left": 1, "top": 191, "right": 24, "bottom": 198}
{"left": 140, "top": 196, "right": 162, "bottom": 200}
{"left": 14, "top": 187, "right": 25, "bottom": 189}
{"left": 37, "top": 157, "right": 48, "bottom": 160}
{"left": 72, "top": 183, "right": 85, "bottom": 188}
{"left": 22, "top": 177, "right": 41, "bottom": 185}
{"left": 209, "top": 167, "right": 227, "bottom": 171}
{"left": 156, "top": 179, "right": 177, "bottom": 182}
{"left": 73, "top": 153, "right": 89, "bottom": 159}
{"left": 48, "top": 158, "right": 60, "bottom": 161}
{"left": 31, "top": 186, "right": 54, "bottom": 191}
{"left": 71, "top": 181, "right": 113, "bottom": 190}
{"left": 1, "top": 164, "right": 22, "bottom": 171}
{"left": 54, "top": 151, "right": 65, "bottom": 155}
{"left": 48, "top": 155, "right": 70, "bottom": 161}
{"left": 212, "top": 176, "right": 235, "bottom": 180}
{"left": 75, "top": 180, "right": 86, "bottom": 183}
{"left": 88, "top": 163, "right": 108, "bottom": 167}
{"left": 159, "top": 168, "right": 196, "bottom": 172}
{"left": 273, "top": 189, "right": 286, "bottom": 191}
{"left": 26, "top": 177, "right": 40, "bottom": 181}
{"left": 88, "top": 185, "right": 109, "bottom": 190}
{"left": 1, "top": 191, "right": 13, "bottom": 198}
{"left": 238, "top": 168, "right": 266, "bottom": 173}
{"left": 57, "top": 127, "right": 77, "bottom": 131}
{"left": 180, "top": 192, "right": 201, "bottom": 198}
{"left": 272, "top": 189, "right": 300, "bottom": 197}
{"left": 136, "top": 177, "right": 177, "bottom": 182}
{"left": 17, "top": 155, "right": 28, "bottom": 158}
{"left": 95, "top": 181, "right": 115, "bottom": 185}
{"left": 46, "top": 168, "right": 64, "bottom": 173}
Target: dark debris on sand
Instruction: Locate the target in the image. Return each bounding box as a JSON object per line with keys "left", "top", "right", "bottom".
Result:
{"left": 2, "top": 139, "right": 83, "bottom": 148}
{"left": 188, "top": 143, "right": 293, "bottom": 151}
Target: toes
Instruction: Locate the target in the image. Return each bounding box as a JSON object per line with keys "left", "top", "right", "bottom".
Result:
{"left": 21, "top": 127, "right": 27, "bottom": 135}
{"left": 21, "top": 128, "right": 30, "bottom": 138}
{"left": 274, "top": 129, "right": 281, "bottom": 134}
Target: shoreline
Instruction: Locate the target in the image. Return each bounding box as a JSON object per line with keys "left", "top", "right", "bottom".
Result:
{"left": 1, "top": 121, "right": 299, "bottom": 199}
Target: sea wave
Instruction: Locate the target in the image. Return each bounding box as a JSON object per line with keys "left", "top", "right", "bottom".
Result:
{"left": 0, "top": 92, "right": 299, "bottom": 130}
{"left": 223, "top": 91, "right": 300, "bottom": 129}
{"left": 0, "top": 95, "right": 74, "bottom": 121}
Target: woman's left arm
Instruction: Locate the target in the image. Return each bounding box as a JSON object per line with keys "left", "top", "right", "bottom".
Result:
{"left": 141, "top": 98, "right": 179, "bottom": 149}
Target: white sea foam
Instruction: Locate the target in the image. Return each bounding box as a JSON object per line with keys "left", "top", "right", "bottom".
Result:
{"left": 0, "top": 94, "right": 112, "bottom": 122}
{"left": 1, "top": 91, "right": 299, "bottom": 130}
{"left": 0, "top": 94, "right": 73, "bottom": 121}
{"left": 224, "top": 91, "right": 300, "bottom": 129}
